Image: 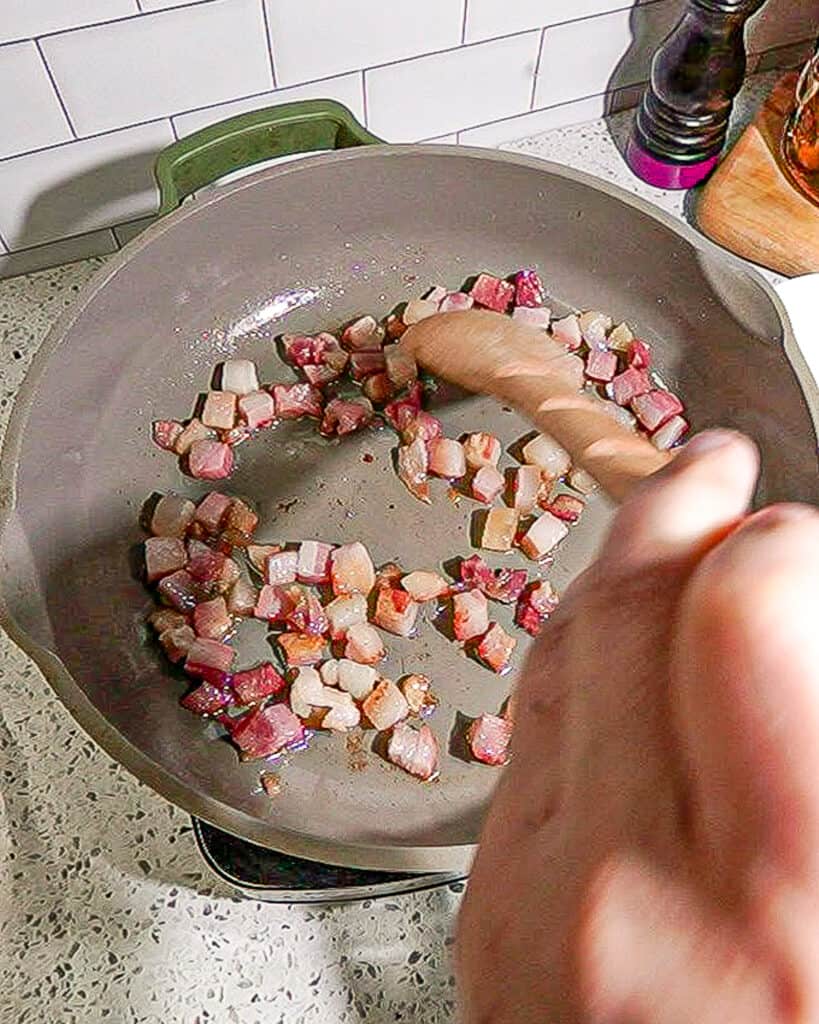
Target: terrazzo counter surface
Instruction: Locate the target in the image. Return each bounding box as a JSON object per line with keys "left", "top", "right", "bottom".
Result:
{"left": 0, "top": 77, "right": 781, "bottom": 1024}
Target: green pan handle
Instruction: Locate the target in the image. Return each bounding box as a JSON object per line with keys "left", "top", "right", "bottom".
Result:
{"left": 154, "top": 99, "right": 383, "bottom": 216}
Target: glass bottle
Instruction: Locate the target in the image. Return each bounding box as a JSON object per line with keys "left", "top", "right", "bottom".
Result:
{"left": 782, "top": 40, "right": 819, "bottom": 206}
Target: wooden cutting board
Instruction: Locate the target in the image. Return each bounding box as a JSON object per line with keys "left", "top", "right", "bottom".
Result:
{"left": 697, "top": 73, "right": 819, "bottom": 278}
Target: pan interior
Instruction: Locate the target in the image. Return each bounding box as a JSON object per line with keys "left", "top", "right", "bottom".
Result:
{"left": 4, "top": 148, "right": 816, "bottom": 868}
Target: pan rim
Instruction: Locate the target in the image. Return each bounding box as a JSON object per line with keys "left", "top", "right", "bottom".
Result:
{"left": 1, "top": 143, "right": 816, "bottom": 873}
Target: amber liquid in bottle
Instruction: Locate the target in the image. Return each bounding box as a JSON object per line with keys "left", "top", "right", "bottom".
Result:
{"left": 783, "top": 45, "right": 819, "bottom": 206}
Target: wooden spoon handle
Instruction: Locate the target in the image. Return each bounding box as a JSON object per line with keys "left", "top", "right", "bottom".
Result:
{"left": 402, "top": 309, "right": 672, "bottom": 503}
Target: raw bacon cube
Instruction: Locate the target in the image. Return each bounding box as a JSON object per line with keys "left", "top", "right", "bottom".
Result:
{"left": 384, "top": 345, "right": 418, "bottom": 389}
{"left": 459, "top": 554, "right": 495, "bottom": 591}
{"left": 511, "top": 465, "right": 543, "bottom": 514}
{"left": 277, "top": 633, "right": 327, "bottom": 667}
{"left": 631, "top": 389, "right": 684, "bottom": 432}
{"left": 438, "top": 291, "right": 474, "bottom": 313}
{"left": 283, "top": 587, "right": 329, "bottom": 637}
{"left": 585, "top": 349, "right": 618, "bottom": 383}
{"left": 181, "top": 680, "right": 233, "bottom": 716}
{"left": 470, "top": 273, "right": 515, "bottom": 313}
{"left": 149, "top": 608, "right": 188, "bottom": 634}
{"left": 193, "top": 596, "right": 232, "bottom": 640}
{"left": 544, "top": 494, "right": 585, "bottom": 523}
{"left": 468, "top": 713, "right": 512, "bottom": 765}
{"left": 550, "top": 314, "right": 583, "bottom": 351}
{"left": 188, "top": 440, "right": 234, "bottom": 480}
{"left": 611, "top": 367, "right": 651, "bottom": 406}
{"left": 201, "top": 391, "right": 237, "bottom": 430}
{"left": 226, "top": 577, "right": 257, "bottom": 617}
{"left": 336, "top": 659, "right": 377, "bottom": 700}
{"left": 627, "top": 338, "right": 652, "bottom": 370}
{"left": 288, "top": 666, "right": 325, "bottom": 717}
{"left": 484, "top": 568, "right": 528, "bottom": 605}
{"left": 331, "top": 541, "right": 376, "bottom": 597}
{"left": 350, "top": 351, "right": 387, "bottom": 381}
{"left": 220, "top": 359, "right": 260, "bottom": 395}
{"left": 254, "top": 584, "right": 284, "bottom": 622}
{"left": 476, "top": 623, "right": 516, "bottom": 674}
{"left": 579, "top": 310, "right": 612, "bottom": 347}
{"left": 321, "top": 692, "right": 361, "bottom": 732}
{"left": 373, "top": 587, "right": 419, "bottom": 637}
{"left": 222, "top": 498, "right": 258, "bottom": 547}
{"left": 397, "top": 437, "right": 430, "bottom": 504}
{"left": 362, "top": 680, "right": 409, "bottom": 731}
{"left": 184, "top": 637, "right": 234, "bottom": 682}
{"left": 159, "top": 624, "right": 196, "bottom": 663}
{"left": 238, "top": 390, "right": 276, "bottom": 430}
{"left": 228, "top": 704, "right": 304, "bottom": 760}
{"left": 387, "top": 722, "right": 440, "bottom": 780}
{"left": 297, "top": 541, "right": 334, "bottom": 584}
{"left": 519, "top": 512, "right": 569, "bottom": 560}
{"left": 362, "top": 372, "right": 395, "bottom": 404}
{"left": 521, "top": 433, "right": 571, "bottom": 477}
{"left": 151, "top": 493, "right": 196, "bottom": 538}
{"left": 481, "top": 508, "right": 519, "bottom": 552}
{"left": 462, "top": 432, "right": 501, "bottom": 469}
{"left": 144, "top": 536, "right": 187, "bottom": 583}
{"left": 402, "top": 298, "right": 438, "bottom": 325}
{"left": 246, "top": 544, "right": 280, "bottom": 575}
{"left": 158, "top": 569, "right": 201, "bottom": 612}
{"left": 652, "top": 415, "right": 689, "bottom": 450}
{"left": 400, "top": 571, "right": 448, "bottom": 602}
{"left": 344, "top": 622, "right": 385, "bottom": 665}
{"left": 152, "top": 420, "right": 183, "bottom": 451}
{"left": 513, "top": 269, "right": 545, "bottom": 308}
{"left": 453, "top": 589, "right": 489, "bottom": 641}
{"left": 400, "top": 674, "right": 437, "bottom": 716}
{"left": 325, "top": 593, "right": 369, "bottom": 640}
{"left": 342, "top": 315, "right": 384, "bottom": 351}
{"left": 272, "top": 383, "right": 323, "bottom": 420}
{"left": 194, "top": 492, "right": 231, "bottom": 534}
{"left": 173, "top": 417, "right": 213, "bottom": 456}
{"left": 186, "top": 542, "right": 227, "bottom": 583}
{"left": 608, "top": 322, "right": 634, "bottom": 353}
{"left": 303, "top": 362, "right": 343, "bottom": 388}
{"left": 232, "top": 662, "right": 286, "bottom": 706}
{"left": 266, "top": 550, "right": 298, "bottom": 586}
{"left": 511, "top": 306, "right": 551, "bottom": 329}
{"left": 385, "top": 314, "right": 407, "bottom": 340}
{"left": 383, "top": 382, "right": 423, "bottom": 430}
{"left": 472, "top": 465, "right": 505, "bottom": 504}
{"left": 401, "top": 411, "right": 443, "bottom": 447}
{"left": 428, "top": 438, "right": 466, "bottom": 479}
{"left": 320, "top": 397, "right": 374, "bottom": 437}
{"left": 515, "top": 579, "right": 559, "bottom": 636}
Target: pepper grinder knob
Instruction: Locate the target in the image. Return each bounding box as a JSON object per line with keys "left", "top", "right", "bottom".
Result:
{"left": 627, "top": 0, "right": 769, "bottom": 189}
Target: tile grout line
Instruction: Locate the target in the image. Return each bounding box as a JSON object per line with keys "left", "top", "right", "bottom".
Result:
{"left": 14, "top": 0, "right": 223, "bottom": 43}
{"left": 33, "top": 38, "right": 78, "bottom": 139}
{"left": 460, "top": 0, "right": 469, "bottom": 45}
{"left": 530, "top": 28, "right": 546, "bottom": 111}
{"left": 361, "top": 70, "right": 369, "bottom": 128}
{"left": 259, "top": 0, "right": 278, "bottom": 89}
{"left": 134, "top": 0, "right": 144, "bottom": 10}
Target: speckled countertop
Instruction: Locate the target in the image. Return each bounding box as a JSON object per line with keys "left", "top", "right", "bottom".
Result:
{"left": 0, "top": 75, "right": 783, "bottom": 1023}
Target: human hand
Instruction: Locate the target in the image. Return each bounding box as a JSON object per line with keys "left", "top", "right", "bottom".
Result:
{"left": 457, "top": 430, "right": 819, "bottom": 1023}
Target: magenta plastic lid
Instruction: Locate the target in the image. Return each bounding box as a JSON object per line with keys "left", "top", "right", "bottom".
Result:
{"left": 626, "top": 137, "right": 719, "bottom": 190}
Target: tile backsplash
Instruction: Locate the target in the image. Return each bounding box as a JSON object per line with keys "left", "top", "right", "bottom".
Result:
{"left": 0, "top": 0, "right": 815, "bottom": 278}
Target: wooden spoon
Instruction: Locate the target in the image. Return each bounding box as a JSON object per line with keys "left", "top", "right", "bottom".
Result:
{"left": 401, "top": 309, "right": 671, "bottom": 503}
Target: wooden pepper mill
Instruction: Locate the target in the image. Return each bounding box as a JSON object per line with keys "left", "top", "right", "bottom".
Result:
{"left": 627, "top": 0, "right": 769, "bottom": 188}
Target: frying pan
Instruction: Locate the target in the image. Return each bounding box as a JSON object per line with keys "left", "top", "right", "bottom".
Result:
{"left": 0, "top": 101, "right": 816, "bottom": 873}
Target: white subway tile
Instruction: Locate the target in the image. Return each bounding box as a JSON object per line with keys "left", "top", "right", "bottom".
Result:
{"left": 0, "top": 0, "right": 137, "bottom": 44}
{"left": 0, "top": 120, "right": 173, "bottom": 250}
{"left": 459, "top": 95, "right": 607, "bottom": 147}
{"left": 0, "top": 229, "right": 117, "bottom": 280}
{"left": 40, "top": 0, "right": 273, "bottom": 137}
{"left": 0, "top": 43, "right": 72, "bottom": 159}
{"left": 465, "top": 0, "right": 634, "bottom": 43}
{"left": 173, "top": 73, "right": 364, "bottom": 138}
{"left": 533, "top": 3, "right": 676, "bottom": 109}
{"left": 366, "top": 33, "right": 541, "bottom": 143}
{"left": 264, "top": 0, "right": 463, "bottom": 86}
{"left": 139, "top": 0, "right": 212, "bottom": 9}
